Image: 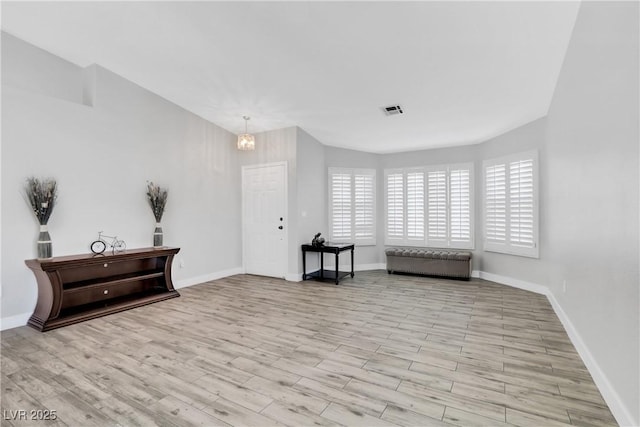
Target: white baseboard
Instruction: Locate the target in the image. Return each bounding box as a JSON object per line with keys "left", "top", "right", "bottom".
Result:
{"left": 477, "top": 270, "right": 636, "bottom": 427}
{"left": 174, "top": 267, "right": 243, "bottom": 289}
{"left": 477, "top": 270, "right": 550, "bottom": 296}
{"left": 285, "top": 273, "right": 302, "bottom": 282}
{"left": 1, "top": 312, "right": 32, "bottom": 331}
{"left": 546, "top": 292, "right": 637, "bottom": 427}
{"left": 355, "top": 263, "right": 387, "bottom": 271}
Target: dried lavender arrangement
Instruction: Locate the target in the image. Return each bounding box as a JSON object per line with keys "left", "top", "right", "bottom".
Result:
{"left": 25, "top": 177, "right": 57, "bottom": 258}
{"left": 146, "top": 181, "right": 168, "bottom": 247}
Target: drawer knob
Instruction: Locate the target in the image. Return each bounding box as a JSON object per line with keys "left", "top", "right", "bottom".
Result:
{"left": 103, "top": 290, "right": 109, "bottom": 295}
{"left": 103, "top": 263, "right": 108, "bottom": 268}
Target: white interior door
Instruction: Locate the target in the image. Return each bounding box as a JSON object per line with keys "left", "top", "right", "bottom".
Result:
{"left": 242, "top": 162, "right": 287, "bottom": 278}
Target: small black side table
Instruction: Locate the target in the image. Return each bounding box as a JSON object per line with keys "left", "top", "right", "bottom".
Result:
{"left": 301, "top": 243, "right": 355, "bottom": 285}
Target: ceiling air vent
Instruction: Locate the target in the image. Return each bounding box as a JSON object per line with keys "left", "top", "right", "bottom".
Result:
{"left": 382, "top": 105, "right": 404, "bottom": 116}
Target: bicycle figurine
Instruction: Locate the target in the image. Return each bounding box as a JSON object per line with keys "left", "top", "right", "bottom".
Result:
{"left": 90, "top": 231, "right": 126, "bottom": 254}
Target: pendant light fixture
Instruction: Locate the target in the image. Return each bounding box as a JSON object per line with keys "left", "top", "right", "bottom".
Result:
{"left": 237, "top": 116, "right": 255, "bottom": 151}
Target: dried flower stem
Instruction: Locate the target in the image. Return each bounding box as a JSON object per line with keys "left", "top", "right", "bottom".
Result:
{"left": 146, "top": 181, "right": 168, "bottom": 222}
{"left": 25, "top": 177, "right": 57, "bottom": 225}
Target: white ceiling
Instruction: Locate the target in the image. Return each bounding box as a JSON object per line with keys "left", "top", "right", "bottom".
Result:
{"left": 1, "top": 1, "right": 580, "bottom": 153}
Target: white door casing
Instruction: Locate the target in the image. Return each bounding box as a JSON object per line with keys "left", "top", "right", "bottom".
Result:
{"left": 241, "top": 162, "right": 288, "bottom": 278}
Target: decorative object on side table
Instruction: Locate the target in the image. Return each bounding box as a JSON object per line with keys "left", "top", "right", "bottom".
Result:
{"left": 90, "top": 231, "right": 126, "bottom": 254}
{"left": 24, "top": 177, "right": 58, "bottom": 259}
{"left": 311, "top": 232, "right": 325, "bottom": 248}
{"left": 146, "top": 181, "right": 168, "bottom": 247}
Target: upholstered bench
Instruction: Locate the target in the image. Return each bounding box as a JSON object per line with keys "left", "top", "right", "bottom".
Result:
{"left": 385, "top": 248, "right": 472, "bottom": 280}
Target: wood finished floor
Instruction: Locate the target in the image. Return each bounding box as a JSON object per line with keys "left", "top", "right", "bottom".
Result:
{"left": 1, "top": 271, "right": 617, "bottom": 427}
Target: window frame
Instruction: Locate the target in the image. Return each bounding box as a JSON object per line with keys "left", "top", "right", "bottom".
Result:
{"left": 384, "top": 163, "right": 474, "bottom": 250}
{"left": 328, "top": 167, "right": 377, "bottom": 246}
{"left": 483, "top": 150, "right": 539, "bottom": 258}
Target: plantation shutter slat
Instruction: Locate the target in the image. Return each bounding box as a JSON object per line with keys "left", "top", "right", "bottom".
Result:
{"left": 509, "top": 159, "right": 535, "bottom": 247}
{"left": 406, "top": 172, "right": 425, "bottom": 241}
{"left": 386, "top": 173, "right": 404, "bottom": 239}
{"left": 485, "top": 164, "right": 506, "bottom": 243}
{"left": 354, "top": 174, "right": 374, "bottom": 240}
{"left": 450, "top": 168, "right": 471, "bottom": 243}
{"left": 427, "top": 170, "right": 447, "bottom": 243}
{"left": 330, "top": 173, "right": 352, "bottom": 241}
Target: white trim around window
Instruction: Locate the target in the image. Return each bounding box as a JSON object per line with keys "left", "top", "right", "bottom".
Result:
{"left": 328, "top": 167, "right": 376, "bottom": 246}
{"left": 483, "top": 150, "right": 539, "bottom": 258}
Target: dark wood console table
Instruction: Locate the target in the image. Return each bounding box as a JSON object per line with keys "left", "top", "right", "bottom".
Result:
{"left": 25, "top": 247, "right": 180, "bottom": 331}
{"left": 301, "top": 243, "right": 354, "bottom": 285}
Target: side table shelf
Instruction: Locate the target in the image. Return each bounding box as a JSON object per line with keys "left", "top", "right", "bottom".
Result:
{"left": 25, "top": 247, "right": 180, "bottom": 331}
{"left": 304, "top": 269, "right": 352, "bottom": 283}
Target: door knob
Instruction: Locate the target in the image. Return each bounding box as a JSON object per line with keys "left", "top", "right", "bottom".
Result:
{"left": 278, "top": 226, "right": 283, "bottom": 230}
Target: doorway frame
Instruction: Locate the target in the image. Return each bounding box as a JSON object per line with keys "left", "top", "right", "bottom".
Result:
{"left": 241, "top": 161, "right": 289, "bottom": 278}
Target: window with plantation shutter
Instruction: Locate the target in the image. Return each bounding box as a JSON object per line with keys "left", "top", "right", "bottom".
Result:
{"left": 330, "top": 172, "right": 352, "bottom": 240}
{"left": 385, "top": 164, "right": 473, "bottom": 249}
{"left": 354, "top": 174, "right": 375, "bottom": 241}
{"left": 450, "top": 168, "right": 471, "bottom": 244}
{"left": 427, "top": 170, "right": 447, "bottom": 244}
{"left": 485, "top": 164, "right": 507, "bottom": 243}
{"left": 425, "top": 164, "right": 474, "bottom": 249}
{"left": 406, "top": 171, "right": 424, "bottom": 241}
{"left": 509, "top": 159, "right": 534, "bottom": 247}
{"left": 328, "top": 168, "right": 376, "bottom": 245}
{"left": 483, "top": 151, "right": 538, "bottom": 258}
{"left": 385, "top": 172, "right": 404, "bottom": 241}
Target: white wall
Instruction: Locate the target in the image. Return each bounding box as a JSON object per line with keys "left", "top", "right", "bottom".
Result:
{"left": 296, "top": 128, "right": 326, "bottom": 276}
{"left": 1, "top": 32, "right": 83, "bottom": 104}
{"left": 1, "top": 34, "right": 243, "bottom": 326}
{"left": 543, "top": 2, "right": 638, "bottom": 423}
{"left": 477, "top": 4, "right": 639, "bottom": 423}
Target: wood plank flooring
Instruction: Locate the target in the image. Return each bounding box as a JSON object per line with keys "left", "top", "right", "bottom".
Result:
{"left": 1, "top": 271, "right": 617, "bottom": 426}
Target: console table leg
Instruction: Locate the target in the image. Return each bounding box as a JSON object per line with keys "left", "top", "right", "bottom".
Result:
{"left": 351, "top": 248, "right": 355, "bottom": 278}
{"left": 302, "top": 249, "right": 307, "bottom": 280}
{"left": 335, "top": 252, "right": 339, "bottom": 285}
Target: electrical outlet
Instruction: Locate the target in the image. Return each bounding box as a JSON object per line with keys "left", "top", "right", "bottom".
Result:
{"left": 562, "top": 280, "right": 567, "bottom": 293}
{"left": 179, "top": 259, "right": 185, "bottom": 268}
